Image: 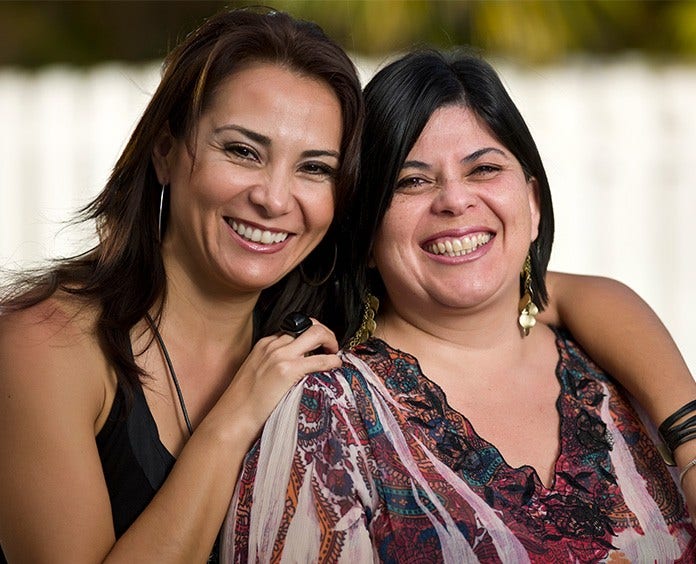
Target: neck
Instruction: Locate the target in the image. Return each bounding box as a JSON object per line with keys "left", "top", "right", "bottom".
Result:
{"left": 153, "top": 257, "right": 261, "bottom": 362}
{"left": 374, "top": 295, "right": 530, "bottom": 377}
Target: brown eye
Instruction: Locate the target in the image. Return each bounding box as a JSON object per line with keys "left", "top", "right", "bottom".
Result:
{"left": 225, "top": 143, "right": 258, "bottom": 161}
{"left": 470, "top": 164, "right": 501, "bottom": 177}
{"left": 395, "top": 176, "right": 427, "bottom": 191}
{"left": 300, "top": 162, "right": 335, "bottom": 177}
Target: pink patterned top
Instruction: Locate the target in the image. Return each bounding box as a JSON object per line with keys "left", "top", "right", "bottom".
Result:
{"left": 222, "top": 330, "right": 695, "bottom": 563}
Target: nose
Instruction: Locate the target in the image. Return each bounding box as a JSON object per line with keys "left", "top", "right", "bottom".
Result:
{"left": 248, "top": 168, "right": 292, "bottom": 217}
{"left": 431, "top": 177, "right": 477, "bottom": 216}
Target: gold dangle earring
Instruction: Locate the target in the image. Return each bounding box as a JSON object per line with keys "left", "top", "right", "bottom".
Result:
{"left": 518, "top": 254, "right": 539, "bottom": 337}
{"left": 348, "top": 293, "right": 380, "bottom": 348}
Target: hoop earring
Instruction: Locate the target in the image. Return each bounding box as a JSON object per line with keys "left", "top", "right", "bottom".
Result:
{"left": 518, "top": 253, "right": 539, "bottom": 337}
{"left": 158, "top": 184, "right": 170, "bottom": 242}
{"left": 348, "top": 293, "right": 380, "bottom": 348}
{"left": 299, "top": 242, "right": 337, "bottom": 287}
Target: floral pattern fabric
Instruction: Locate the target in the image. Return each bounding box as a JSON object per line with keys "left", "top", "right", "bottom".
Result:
{"left": 222, "top": 329, "right": 695, "bottom": 563}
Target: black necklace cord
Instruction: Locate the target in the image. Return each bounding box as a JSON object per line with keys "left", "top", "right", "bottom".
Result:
{"left": 145, "top": 313, "right": 194, "bottom": 436}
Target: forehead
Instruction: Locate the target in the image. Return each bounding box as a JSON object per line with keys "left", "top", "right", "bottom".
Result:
{"left": 210, "top": 62, "right": 337, "bottom": 108}
{"left": 408, "top": 104, "right": 499, "bottom": 156}
{"left": 202, "top": 62, "right": 343, "bottom": 145}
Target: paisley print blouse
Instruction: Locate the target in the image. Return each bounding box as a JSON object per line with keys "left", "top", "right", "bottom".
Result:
{"left": 222, "top": 330, "right": 695, "bottom": 563}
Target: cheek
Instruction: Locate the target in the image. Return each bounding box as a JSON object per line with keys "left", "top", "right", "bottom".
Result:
{"left": 494, "top": 191, "right": 534, "bottom": 232}
{"left": 511, "top": 193, "right": 537, "bottom": 242}
{"left": 373, "top": 212, "right": 400, "bottom": 256}
{"left": 307, "top": 190, "right": 336, "bottom": 232}
{"left": 380, "top": 198, "right": 418, "bottom": 238}
{"left": 200, "top": 166, "right": 246, "bottom": 203}
{"left": 372, "top": 216, "right": 406, "bottom": 275}
{"left": 176, "top": 168, "right": 222, "bottom": 209}
{"left": 373, "top": 197, "right": 426, "bottom": 262}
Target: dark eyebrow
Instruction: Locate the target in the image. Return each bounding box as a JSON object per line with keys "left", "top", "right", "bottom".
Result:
{"left": 214, "top": 125, "right": 340, "bottom": 160}
{"left": 463, "top": 147, "right": 507, "bottom": 163}
{"left": 215, "top": 124, "right": 270, "bottom": 146}
{"left": 401, "top": 147, "right": 508, "bottom": 170}
{"left": 401, "top": 159, "right": 430, "bottom": 171}
{"left": 301, "top": 149, "right": 340, "bottom": 160}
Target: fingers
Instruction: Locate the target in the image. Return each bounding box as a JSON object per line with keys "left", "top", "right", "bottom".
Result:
{"left": 261, "top": 318, "right": 340, "bottom": 356}
{"left": 246, "top": 319, "right": 340, "bottom": 382}
{"left": 293, "top": 350, "right": 342, "bottom": 375}
{"left": 286, "top": 319, "right": 340, "bottom": 355}
{"left": 224, "top": 319, "right": 342, "bottom": 433}
{"left": 274, "top": 321, "right": 341, "bottom": 376}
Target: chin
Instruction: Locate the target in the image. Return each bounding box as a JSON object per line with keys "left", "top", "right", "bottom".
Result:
{"left": 428, "top": 290, "right": 498, "bottom": 312}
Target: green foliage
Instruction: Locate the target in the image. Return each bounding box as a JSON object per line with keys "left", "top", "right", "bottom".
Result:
{"left": 1, "top": 0, "right": 694, "bottom": 68}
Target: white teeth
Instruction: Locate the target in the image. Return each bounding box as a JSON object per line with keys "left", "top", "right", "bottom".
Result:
{"left": 427, "top": 233, "right": 492, "bottom": 257}
{"left": 229, "top": 220, "right": 289, "bottom": 245}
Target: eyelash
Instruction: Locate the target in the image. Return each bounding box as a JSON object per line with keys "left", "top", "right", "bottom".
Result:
{"left": 300, "top": 162, "right": 336, "bottom": 177}
{"left": 224, "top": 143, "right": 335, "bottom": 178}
{"left": 395, "top": 176, "right": 428, "bottom": 191}
{"left": 224, "top": 143, "right": 258, "bottom": 161}
{"left": 396, "top": 164, "right": 502, "bottom": 188}
{"left": 471, "top": 164, "right": 501, "bottom": 176}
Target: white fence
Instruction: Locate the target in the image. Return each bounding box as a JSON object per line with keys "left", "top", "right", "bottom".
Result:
{"left": 1, "top": 57, "right": 694, "bottom": 372}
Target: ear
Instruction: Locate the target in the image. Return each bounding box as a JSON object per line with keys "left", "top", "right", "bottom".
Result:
{"left": 527, "top": 176, "right": 541, "bottom": 243}
{"left": 151, "top": 125, "right": 174, "bottom": 185}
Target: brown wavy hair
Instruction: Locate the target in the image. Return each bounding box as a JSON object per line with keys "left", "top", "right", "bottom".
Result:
{"left": 1, "top": 7, "right": 363, "bottom": 395}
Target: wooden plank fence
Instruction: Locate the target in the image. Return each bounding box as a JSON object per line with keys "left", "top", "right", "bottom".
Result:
{"left": 1, "top": 57, "right": 694, "bottom": 371}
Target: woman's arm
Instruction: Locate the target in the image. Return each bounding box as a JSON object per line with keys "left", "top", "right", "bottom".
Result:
{"left": 542, "top": 272, "right": 696, "bottom": 428}
{"left": 0, "top": 300, "right": 341, "bottom": 563}
{"left": 541, "top": 271, "right": 696, "bottom": 518}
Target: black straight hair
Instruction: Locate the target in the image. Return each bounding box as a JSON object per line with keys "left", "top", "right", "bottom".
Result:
{"left": 337, "top": 49, "right": 554, "bottom": 343}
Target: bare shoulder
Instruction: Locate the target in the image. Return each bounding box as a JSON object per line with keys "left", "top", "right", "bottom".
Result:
{"left": 1, "top": 290, "right": 97, "bottom": 343}
{"left": 0, "top": 294, "right": 120, "bottom": 560}
{"left": 0, "top": 292, "right": 110, "bottom": 421}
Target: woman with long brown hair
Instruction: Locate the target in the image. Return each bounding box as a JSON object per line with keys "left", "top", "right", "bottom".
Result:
{"left": 0, "top": 8, "right": 362, "bottom": 562}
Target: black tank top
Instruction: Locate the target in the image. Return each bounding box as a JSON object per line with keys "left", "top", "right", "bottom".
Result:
{"left": 0, "top": 382, "right": 175, "bottom": 563}
{"left": 96, "top": 382, "right": 219, "bottom": 561}
{"left": 96, "top": 381, "right": 176, "bottom": 537}
{"left": 0, "top": 382, "right": 219, "bottom": 562}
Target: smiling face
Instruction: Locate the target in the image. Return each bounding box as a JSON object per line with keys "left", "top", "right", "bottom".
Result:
{"left": 372, "top": 104, "right": 540, "bottom": 320}
{"left": 152, "top": 63, "right": 342, "bottom": 296}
